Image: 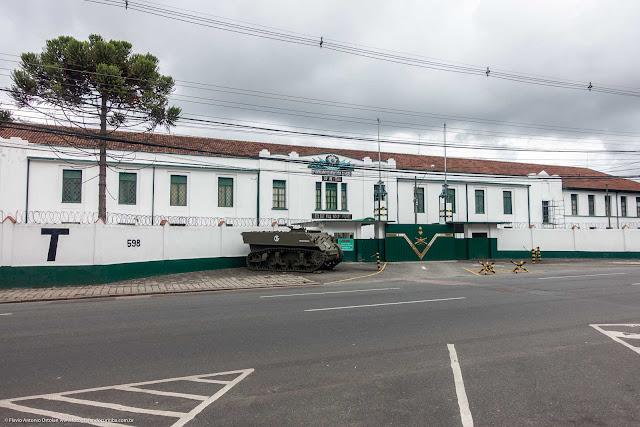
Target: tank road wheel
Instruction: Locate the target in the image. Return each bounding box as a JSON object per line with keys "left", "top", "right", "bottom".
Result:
{"left": 310, "top": 252, "right": 327, "bottom": 271}
{"left": 268, "top": 252, "right": 289, "bottom": 271}
{"left": 291, "top": 252, "right": 309, "bottom": 271}
{"left": 246, "top": 251, "right": 264, "bottom": 270}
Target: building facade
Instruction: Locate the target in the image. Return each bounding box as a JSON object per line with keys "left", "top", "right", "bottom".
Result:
{"left": 1, "top": 127, "right": 640, "bottom": 234}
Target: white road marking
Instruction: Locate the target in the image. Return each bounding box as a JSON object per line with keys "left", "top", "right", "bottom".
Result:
{"left": 448, "top": 344, "right": 474, "bottom": 427}
{"left": 304, "top": 297, "right": 465, "bottom": 312}
{"left": 0, "top": 313, "right": 12, "bottom": 316}
{"left": 0, "top": 401, "right": 127, "bottom": 427}
{"left": 421, "top": 266, "right": 427, "bottom": 270}
{"left": 46, "top": 395, "right": 187, "bottom": 418}
{"left": 260, "top": 287, "right": 400, "bottom": 298}
{"left": 0, "top": 369, "right": 254, "bottom": 426}
{"left": 174, "top": 370, "right": 253, "bottom": 427}
{"left": 189, "top": 378, "right": 231, "bottom": 384}
{"left": 631, "top": 283, "right": 640, "bottom": 286}
{"left": 590, "top": 324, "right": 640, "bottom": 355}
{"left": 537, "top": 272, "right": 626, "bottom": 280}
{"left": 115, "top": 385, "right": 208, "bottom": 401}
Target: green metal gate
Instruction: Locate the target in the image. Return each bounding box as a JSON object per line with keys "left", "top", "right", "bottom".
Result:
{"left": 385, "top": 224, "right": 456, "bottom": 261}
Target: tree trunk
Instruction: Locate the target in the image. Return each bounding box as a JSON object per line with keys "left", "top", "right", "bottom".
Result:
{"left": 98, "top": 96, "right": 107, "bottom": 220}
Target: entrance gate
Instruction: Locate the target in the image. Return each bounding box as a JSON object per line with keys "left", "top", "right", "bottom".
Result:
{"left": 385, "top": 224, "right": 456, "bottom": 262}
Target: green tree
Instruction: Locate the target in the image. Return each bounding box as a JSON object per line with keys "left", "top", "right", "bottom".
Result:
{"left": 0, "top": 108, "right": 12, "bottom": 123}
{"left": 10, "top": 34, "right": 181, "bottom": 219}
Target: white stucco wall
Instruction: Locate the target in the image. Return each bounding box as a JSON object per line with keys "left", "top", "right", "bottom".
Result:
{"left": 496, "top": 227, "right": 640, "bottom": 252}
{"left": 0, "top": 221, "right": 266, "bottom": 267}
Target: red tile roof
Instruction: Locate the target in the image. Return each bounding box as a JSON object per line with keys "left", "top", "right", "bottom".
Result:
{"left": 3, "top": 125, "right": 640, "bottom": 192}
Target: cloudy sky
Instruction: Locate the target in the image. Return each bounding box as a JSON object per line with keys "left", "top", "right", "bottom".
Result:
{"left": 2, "top": 0, "right": 640, "bottom": 175}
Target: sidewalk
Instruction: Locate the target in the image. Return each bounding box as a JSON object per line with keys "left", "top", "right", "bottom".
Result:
{"left": 0, "top": 269, "right": 317, "bottom": 304}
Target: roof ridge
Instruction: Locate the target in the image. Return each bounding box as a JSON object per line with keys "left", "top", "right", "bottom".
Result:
{"left": 2, "top": 123, "right": 639, "bottom": 191}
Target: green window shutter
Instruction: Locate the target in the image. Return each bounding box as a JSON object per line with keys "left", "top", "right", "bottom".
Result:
{"left": 315, "top": 182, "right": 322, "bottom": 210}
{"left": 588, "top": 195, "right": 595, "bottom": 216}
{"left": 62, "top": 170, "right": 82, "bottom": 203}
{"left": 118, "top": 172, "right": 137, "bottom": 205}
{"left": 416, "top": 188, "right": 425, "bottom": 213}
{"left": 170, "top": 175, "right": 187, "bottom": 206}
{"left": 341, "top": 183, "right": 347, "bottom": 211}
{"left": 218, "top": 177, "right": 234, "bottom": 207}
{"left": 475, "top": 190, "right": 485, "bottom": 214}
{"left": 503, "top": 191, "right": 512, "bottom": 215}
{"left": 273, "top": 180, "right": 286, "bottom": 209}
{"left": 446, "top": 188, "right": 456, "bottom": 213}
{"left": 326, "top": 183, "right": 337, "bottom": 211}
{"left": 374, "top": 184, "right": 387, "bottom": 202}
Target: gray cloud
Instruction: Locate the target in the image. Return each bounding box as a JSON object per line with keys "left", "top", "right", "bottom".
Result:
{"left": 1, "top": 0, "right": 639, "bottom": 175}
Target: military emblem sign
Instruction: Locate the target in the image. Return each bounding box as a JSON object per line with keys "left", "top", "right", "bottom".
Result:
{"left": 386, "top": 226, "right": 453, "bottom": 260}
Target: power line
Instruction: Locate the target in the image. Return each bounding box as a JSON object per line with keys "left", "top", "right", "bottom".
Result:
{"left": 81, "top": 0, "right": 640, "bottom": 98}
{"left": 2, "top": 57, "right": 640, "bottom": 144}
{"left": 2, "top": 121, "right": 640, "bottom": 183}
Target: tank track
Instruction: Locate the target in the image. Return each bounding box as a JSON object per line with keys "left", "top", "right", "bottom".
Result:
{"left": 246, "top": 248, "right": 327, "bottom": 273}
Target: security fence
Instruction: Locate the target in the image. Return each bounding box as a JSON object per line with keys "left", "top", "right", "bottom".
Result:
{"left": 0, "top": 210, "right": 309, "bottom": 228}
{"left": 497, "top": 222, "right": 640, "bottom": 230}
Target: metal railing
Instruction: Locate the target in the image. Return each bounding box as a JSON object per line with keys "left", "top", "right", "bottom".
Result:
{"left": 0, "top": 210, "right": 310, "bottom": 227}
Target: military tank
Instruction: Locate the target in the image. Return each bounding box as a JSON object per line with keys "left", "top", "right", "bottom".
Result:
{"left": 242, "top": 228, "right": 344, "bottom": 272}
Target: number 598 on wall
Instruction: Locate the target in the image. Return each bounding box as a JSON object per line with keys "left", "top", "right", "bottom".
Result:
{"left": 127, "top": 239, "right": 141, "bottom": 247}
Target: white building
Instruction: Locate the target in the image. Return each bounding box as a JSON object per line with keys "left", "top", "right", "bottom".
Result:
{"left": 1, "top": 125, "right": 639, "bottom": 235}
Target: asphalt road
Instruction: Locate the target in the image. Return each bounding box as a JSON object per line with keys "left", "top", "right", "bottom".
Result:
{"left": 1, "top": 263, "right": 639, "bottom": 426}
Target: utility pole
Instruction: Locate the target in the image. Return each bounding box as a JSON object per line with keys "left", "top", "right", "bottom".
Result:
{"left": 443, "top": 123, "right": 449, "bottom": 223}
{"left": 376, "top": 118, "right": 381, "bottom": 221}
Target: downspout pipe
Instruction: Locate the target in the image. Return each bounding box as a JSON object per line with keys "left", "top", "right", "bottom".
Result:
{"left": 465, "top": 183, "right": 469, "bottom": 223}
{"left": 616, "top": 191, "right": 619, "bottom": 229}
{"left": 256, "top": 170, "right": 260, "bottom": 225}
{"left": 151, "top": 166, "right": 155, "bottom": 225}
{"left": 25, "top": 159, "right": 30, "bottom": 223}
{"left": 527, "top": 185, "right": 531, "bottom": 227}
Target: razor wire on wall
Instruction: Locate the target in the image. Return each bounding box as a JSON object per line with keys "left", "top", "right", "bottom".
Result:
{"left": 0, "top": 210, "right": 310, "bottom": 227}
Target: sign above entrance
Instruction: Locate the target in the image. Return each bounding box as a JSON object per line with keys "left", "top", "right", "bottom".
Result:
{"left": 322, "top": 175, "right": 342, "bottom": 182}
{"left": 309, "top": 154, "right": 354, "bottom": 176}
{"left": 312, "top": 213, "right": 353, "bottom": 220}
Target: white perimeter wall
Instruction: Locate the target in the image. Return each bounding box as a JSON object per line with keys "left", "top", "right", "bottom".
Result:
{"left": 0, "top": 221, "right": 281, "bottom": 267}
{"left": 496, "top": 227, "right": 640, "bottom": 252}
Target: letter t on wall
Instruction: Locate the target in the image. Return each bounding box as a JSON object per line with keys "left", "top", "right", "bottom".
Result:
{"left": 41, "top": 228, "right": 70, "bottom": 261}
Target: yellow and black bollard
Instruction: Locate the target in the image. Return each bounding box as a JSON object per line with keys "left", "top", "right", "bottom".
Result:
{"left": 376, "top": 252, "right": 381, "bottom": 271}
{"left": 536, "top": 247, "right": 541, "bottom": 263}
{"left": 511, "top": 260, "right": 530, "bottom": 273}
{"left": 478, "top": 260, "right": 496, "bottom": 275}
{"left": 531, "top": 249, "right": 536, "bottom": 264}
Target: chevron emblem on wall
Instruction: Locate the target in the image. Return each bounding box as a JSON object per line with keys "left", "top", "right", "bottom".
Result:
{"left": 386, "top": 232, "right": 453, "bottom": 260}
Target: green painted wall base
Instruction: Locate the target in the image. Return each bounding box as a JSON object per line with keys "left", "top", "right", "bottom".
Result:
{"left": 0, "top": 257, "right": 246, "bottom": 289}
{"left": 341, "top": 239, "right": 384, "bottom": 263}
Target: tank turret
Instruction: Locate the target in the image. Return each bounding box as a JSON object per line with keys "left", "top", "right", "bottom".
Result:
{"left": 241, "top": 228, "right": 343, "bottom": 272}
